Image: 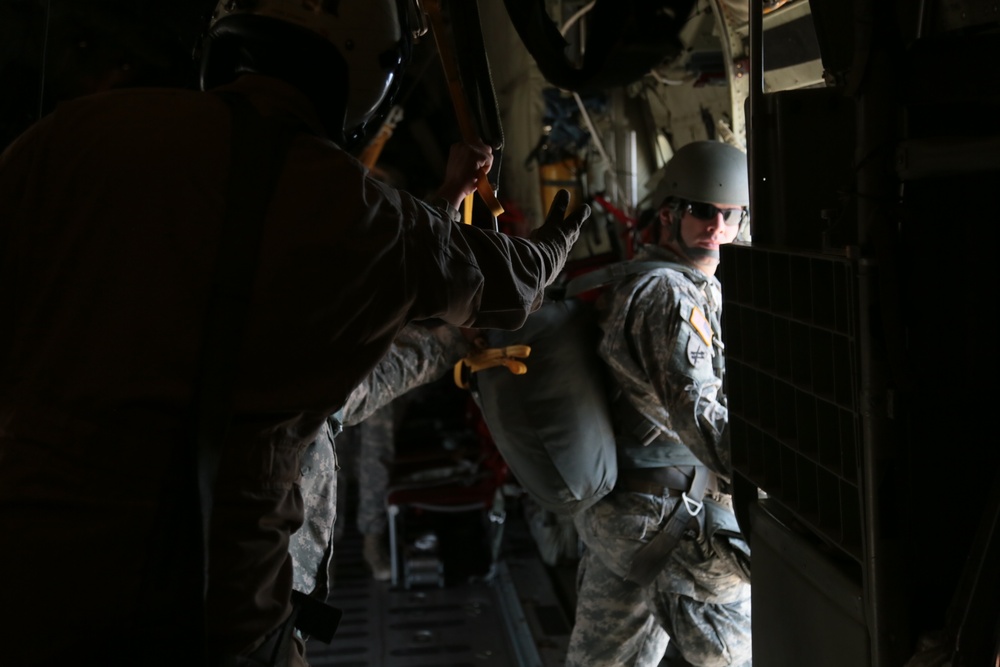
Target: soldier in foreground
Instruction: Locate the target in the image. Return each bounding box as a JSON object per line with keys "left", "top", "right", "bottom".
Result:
{"left": 567, "top": 141, "right": 753, "bottom": 667}
{"left": 0, "top": 1, "right": 587, "bottom": 664}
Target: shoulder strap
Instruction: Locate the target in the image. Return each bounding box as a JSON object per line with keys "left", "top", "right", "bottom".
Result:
{"left": 193, "top": 91, "right": 297, "bottom": 658}
{"left": 565, "top": 259, "right": 699, "bottom": 298}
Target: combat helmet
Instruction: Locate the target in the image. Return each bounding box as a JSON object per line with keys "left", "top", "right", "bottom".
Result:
{"left": 199, "top": 0, "right": 427, "bottom": 147}
{"left": 650, "top": 140, "right": 750, "bottom": 259}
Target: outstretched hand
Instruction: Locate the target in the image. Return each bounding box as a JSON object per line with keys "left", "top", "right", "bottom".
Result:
{"left": 533, "top": 189, "right": 590, "bottom": 247}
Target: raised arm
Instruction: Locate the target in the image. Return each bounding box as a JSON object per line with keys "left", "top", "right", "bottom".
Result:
{"left": 340, "top": 322, "right": 470, "bottom": 426}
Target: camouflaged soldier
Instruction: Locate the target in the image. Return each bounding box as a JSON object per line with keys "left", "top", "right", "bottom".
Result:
{"left": 566, "top": 141, "right": 753, "bottom": 667}
{"left": 330, "top": 400, "right": 396, "bottom": 581}
{"left": 290, "top": 322, "right": 470, "bottom": 598}
{"left": 353, "top": 402, "right": 396, "bottom": 580}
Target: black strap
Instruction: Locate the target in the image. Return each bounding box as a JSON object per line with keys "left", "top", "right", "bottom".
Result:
{"left": 624, "top": 466, "right": 712, "bottom": 587}
{"left": 611, "top": 389, "right": 665, "bottom": 447}
{"left": 448, "top": 0, "right": 504, "bottom": 152}
{"left": 448, "top": 0, "right": 504, "bottom": 198}
{"left": 193, "top": 91, "right": 296, "bottom": 658}
{"left": 291, "top": 590, "right": 343, "bottom": 644}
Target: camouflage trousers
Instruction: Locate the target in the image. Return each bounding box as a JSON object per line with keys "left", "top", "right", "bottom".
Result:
{"left": 290, "top": 421, "right": 339, "bottom": 596}
{"left": 334, "top": 402, "right": 396, "bottom": 539}
{"left": 353, "top": 403, "right": 395, "bottom": 535}
{"left": 567, "top": 489, "right": 752, "bottom": 667}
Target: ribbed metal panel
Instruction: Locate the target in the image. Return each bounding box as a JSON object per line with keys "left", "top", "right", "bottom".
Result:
{"left": 722, "top": 244, "right": 864, "bottom": 562}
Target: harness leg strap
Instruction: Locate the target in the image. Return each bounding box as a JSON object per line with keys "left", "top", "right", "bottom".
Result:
{"left": 624, "top": 466, "right": 711, "bottom": 587}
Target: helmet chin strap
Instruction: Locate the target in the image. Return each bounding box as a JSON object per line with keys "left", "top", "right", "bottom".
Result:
{"left": 679, "top": 239, "right": 719, "bottom": 261}
{"left": 669, "top": 216, "right": 719, "bottom": 262}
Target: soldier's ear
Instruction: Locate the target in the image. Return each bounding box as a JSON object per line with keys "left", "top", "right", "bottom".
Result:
{"left": 658, "top": 208, "right": 674, "bottom": 241}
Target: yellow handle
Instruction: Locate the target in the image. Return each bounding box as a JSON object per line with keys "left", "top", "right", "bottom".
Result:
{"left": 453, "top": 344, "right": 531, "bottom": 389}
{"left": 462, "top": 193, "right": 474, "bottom": 225}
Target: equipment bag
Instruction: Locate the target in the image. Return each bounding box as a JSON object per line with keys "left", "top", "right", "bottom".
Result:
{"left": 469, "top": 260, "right": 687, "bottom": 515}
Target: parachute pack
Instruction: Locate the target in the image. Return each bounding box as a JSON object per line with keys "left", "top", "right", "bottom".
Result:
{"left": 468, "top": 260, "right": 687, "bottom": 515}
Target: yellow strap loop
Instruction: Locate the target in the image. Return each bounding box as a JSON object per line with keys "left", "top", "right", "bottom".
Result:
{"left": 453, "top": 345, "right": 531, "bottom": 389}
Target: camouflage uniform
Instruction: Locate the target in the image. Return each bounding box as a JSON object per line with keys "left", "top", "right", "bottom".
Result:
{"left": 353, "top": 402, "right": 394, "bottom": 537}
{"left": 333, "top": 401, "right": 396, "bottom": 581}
{"left": 566, "top": 244, "right": 752, "bottom": 667}
{"left": 289, "top": 322, "right": 469, "bottom": 597}
{"left": 329, "top": 401, "right": 394, "bottom": 545}
{"left": 290, "top": 419, "right": 340, "bottom": 596}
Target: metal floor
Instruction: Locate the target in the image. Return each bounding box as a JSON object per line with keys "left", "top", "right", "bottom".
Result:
{"left": 304, "top": 501, "right": 575, "bottom": 667}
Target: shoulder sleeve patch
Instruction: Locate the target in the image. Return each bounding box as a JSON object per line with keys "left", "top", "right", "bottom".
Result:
{"left": 687, "top": 335, "right": 711, "bottom": 368}
{"left": 689, "top": 305, "right": 713, "bottom": 346}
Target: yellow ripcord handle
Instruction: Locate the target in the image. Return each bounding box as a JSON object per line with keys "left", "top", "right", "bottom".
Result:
{"left": 463, "top": 192, "right": 474, "bottom": 225}
{"left": 453, "top": 345, "right": 531, "bottom": 389}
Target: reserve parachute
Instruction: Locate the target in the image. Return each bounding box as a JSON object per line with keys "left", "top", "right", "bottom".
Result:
{"left": 462, "top": 260, "right": 687, "bottom": 515}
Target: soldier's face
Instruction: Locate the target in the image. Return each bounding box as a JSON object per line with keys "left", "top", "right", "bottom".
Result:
{"left": 661, "top": 202, "right": 742, "bottom": 275}
{"left": 682, "top": 201, "right": 741, "bottom": 244}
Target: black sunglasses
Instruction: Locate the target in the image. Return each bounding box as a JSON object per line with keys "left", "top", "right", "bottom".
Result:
{"left": 685, "top": 201, "right": 748, "bottom": 227}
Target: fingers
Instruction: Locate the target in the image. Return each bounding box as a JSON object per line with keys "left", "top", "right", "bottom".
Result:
{"left": 544, "top": 189, "right": 571, "bottom": 224}
{"left": 533, "top": 189, "right": 588, "bottom": 250}
{"left": 544, "top": 189, "right": 590, "bottom": 226}
{"left": 558, "top": 201, "right": 589, "bottom": 244}
{"left": 449, "top": 141, "right": 493, "bottom": 170}
{"left": 565, "top": 201, "right": 591, "bottom": 226}
{"left": 464, "top": 140, "right": 493, "bottom": 172}
{"left": 439, "top": 141, "right": 495, "bottom": 205}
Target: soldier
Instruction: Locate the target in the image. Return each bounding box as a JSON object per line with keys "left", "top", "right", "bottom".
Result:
{"left": 566, "top": 141, "right": 753, "bottom": 667}
{"left": 291, "top": 322, "right": 469, "bottom": 597}
{"left": 0, "top": 0, "right": 588, "bottom": 663}
{"left": 342, "top": 401, "right": 396, "bottom": 581}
